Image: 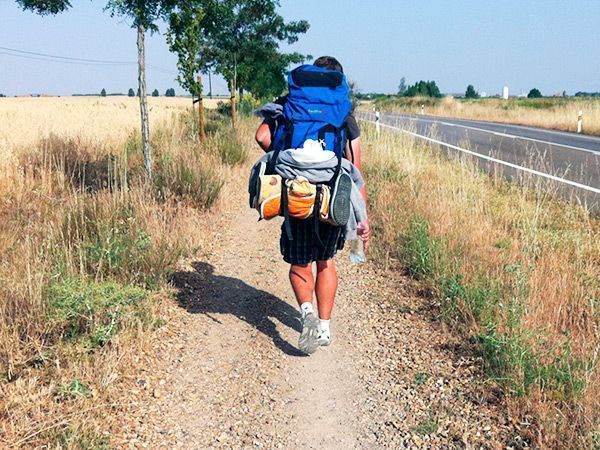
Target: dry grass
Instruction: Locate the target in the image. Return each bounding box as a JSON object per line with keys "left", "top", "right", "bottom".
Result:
{"left": 0, "top": 97, "right": 251, "bottom": 448}
{"left": 371, "top": 96, "right": 600, "bottom": 136}
{"left": 363, "top": 123, "right": 599, "bottom": 448}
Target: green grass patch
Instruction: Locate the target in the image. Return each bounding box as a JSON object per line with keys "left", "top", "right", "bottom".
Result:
{"left": 410, "top": 418, "right": 438, "bottom": 435}
{"left": 48, "top": 277, "right": 148, "bottom": 346}
{"left": 57, "top": 379, "right": 91, "bottom": 399}
{"left": 402, "top": 219, "right": 439, "bottom": 279}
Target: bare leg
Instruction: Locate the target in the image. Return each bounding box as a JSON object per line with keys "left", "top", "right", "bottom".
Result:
{"left": 315, "top": 259, "right": 338, "bottom": 320}
{"left": 289, "top": 263, "right": 314, "bottom": 306}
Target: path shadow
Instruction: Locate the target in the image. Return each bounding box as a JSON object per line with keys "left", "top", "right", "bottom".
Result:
{"left": 170, "top": 261, "right": 305, "bottom": 356}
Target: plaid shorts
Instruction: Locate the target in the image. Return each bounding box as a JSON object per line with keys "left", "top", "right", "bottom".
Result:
{"left": 280, "top": 218, "right": 345, "bottom": 265}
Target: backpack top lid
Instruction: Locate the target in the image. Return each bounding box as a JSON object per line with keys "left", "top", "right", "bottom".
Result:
{"left": 284, "top": 64, "right": 351, "bottom": 129}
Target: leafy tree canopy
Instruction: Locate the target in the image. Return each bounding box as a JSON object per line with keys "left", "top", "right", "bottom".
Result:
{"left": 197, "top": 0, "right": 309, "bottom": 98}
{"left": 403, "top": 80, "right": 442, "bottom": 98}
{"left": 166, "top": 2, "right": 204, "bottom": 96}
{"left": 101, "top": 88, "right": 107, "bottom": 97}
{"left": 15, "top": 0, "right": 71, "bottom": 15}
{"left": 104, "top": 0, "right": 175, "bottom": 32}
{"left": 128, "top": 88, "right": 135, "bottom": 97}
{"left": 152, "top": 89, "right": 159, "bottom": 97}
{"left": 465, "top": 84, "right": 479, "bottom": 99}
{"left": 398, "top": 77, "right": 406, "bottom": 95}
{"left": 527, "top": 88, "right": 542, "bottom": 98}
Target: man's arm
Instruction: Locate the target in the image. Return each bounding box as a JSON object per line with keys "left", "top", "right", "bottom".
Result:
{"left": 346, "top": 137, "right": 367, "bottom": 203}
{"left": 345, "top": 136, "right": 372, "bottom": 247}
{"left": 255, "top": 121, "right": 272, "bottom": 152}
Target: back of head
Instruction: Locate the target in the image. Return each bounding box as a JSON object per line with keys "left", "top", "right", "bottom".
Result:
{"left": 313, "top": 56, "right": 343, "bottom": 73}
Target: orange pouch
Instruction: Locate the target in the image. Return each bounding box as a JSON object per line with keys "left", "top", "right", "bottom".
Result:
{"left": 257, "top": 174, "right": 282, "bottom": 220}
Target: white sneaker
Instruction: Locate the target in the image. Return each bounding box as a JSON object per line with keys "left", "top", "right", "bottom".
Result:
{"left": 317, "top": 329, "right": 331, "bottom": 346}
{"left": 298, "top": 312, "right": 319, "bottom": 354}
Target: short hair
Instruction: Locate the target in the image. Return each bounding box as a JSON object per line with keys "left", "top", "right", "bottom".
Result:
{"left": 313, "top": 56, "right": 343, "bottom": 73}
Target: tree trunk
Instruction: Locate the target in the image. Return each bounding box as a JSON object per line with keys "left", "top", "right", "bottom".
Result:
{"left": 197, "top": 74, "right": 206, "bottom": 142}
{"left": 137, "top": 24, "right": 152, "bottom": 182}
{"left": 230, "top": 78, "right": 237, "bottom": 128}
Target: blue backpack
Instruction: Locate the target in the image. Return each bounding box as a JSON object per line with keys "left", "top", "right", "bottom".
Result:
{"left": 270, "top": 64, "right": 352, "bottom": 166}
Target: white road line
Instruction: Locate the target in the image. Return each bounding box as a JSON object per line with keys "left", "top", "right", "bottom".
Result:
{"left": 358, "top": 118, "right": 600, "bottom": 195}
{"left": 382, "top": 113, "right": 600, "bottom": 155}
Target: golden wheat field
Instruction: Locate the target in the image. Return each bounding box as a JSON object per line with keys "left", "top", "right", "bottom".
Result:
{"left": 0, "top": 96, "right": 223, "bottom": 155}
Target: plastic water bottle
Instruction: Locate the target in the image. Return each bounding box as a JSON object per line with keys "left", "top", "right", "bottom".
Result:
{"left": 349, "top": 239, "right": 366, "bottom": 264}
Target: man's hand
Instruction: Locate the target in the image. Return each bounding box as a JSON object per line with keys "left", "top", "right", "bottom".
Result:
{"left": 357, "top": 220, "right": 371, "bottom": 250}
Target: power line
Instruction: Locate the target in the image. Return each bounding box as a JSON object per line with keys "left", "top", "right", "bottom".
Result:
{"left": 0, "top": 45, "right": 135, "bottom": 64}
{"left": 0, "top": 50, "right": 134, "bottom": 66}
{"left": 0, "top": 45, "right": 176, "bottom": 75}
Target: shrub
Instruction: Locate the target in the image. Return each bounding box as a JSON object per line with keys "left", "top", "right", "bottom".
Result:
{"left": 213, "top": 129, "right": 248, "bottom": 166}
{"left": 154, "top": 155, "right": 224, "bottom": 209}
{"left": 527, "top": 88, "right": 542, "bottom": 98}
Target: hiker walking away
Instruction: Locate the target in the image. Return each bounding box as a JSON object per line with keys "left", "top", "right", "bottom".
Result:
{"left": 254, "top": 56, "right": 371, "bottom": 354}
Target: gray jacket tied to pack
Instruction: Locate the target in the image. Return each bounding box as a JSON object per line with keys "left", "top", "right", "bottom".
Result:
{"left": 249, "top": 147, "right": 368, "bottom": 240}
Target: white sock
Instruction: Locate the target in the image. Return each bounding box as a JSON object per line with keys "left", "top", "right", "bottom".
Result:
{"left": 319, "top": 319, "right": 330, "bottom": 333}
{"left": 300, "top": 302, "right": 314, "bottom": 318}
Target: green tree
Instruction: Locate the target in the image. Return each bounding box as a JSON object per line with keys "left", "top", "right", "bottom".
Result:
{"left": 100, "top": 88, "right": 107, "bottom": 97}
{"left": 403, "top": 80, "right": 442, "bottom": 98}
{"left": 15, "top": 0, "right": 71, "bottom": 14}
{"left": 166, "top": 2, "right": 203, "bottom": 98}
{"left": 465, "top": 84, "right": 479, "bottom": 99}
{"left": 527, "top": 88, "right": 542, "bottom": 98}
{"left": 398, "top": 77, "right": 406, "bottom": 95}
{"left": 152, "top": 89, "right": 159, "bottom": 97}
{"left": 165, "top": 88, "right": 176, "bottom": 97}
{"left": 166, "top": 1, "right": 206, "bottom": 140}
{"left": 197, "top": 0, "right": 309, "bottom": 126}
{"left": 128, "top": 88, "right": 135, "bottom": 97}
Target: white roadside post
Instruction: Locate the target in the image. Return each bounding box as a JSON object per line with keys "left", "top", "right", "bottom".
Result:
{"left": 375, "top": 110, "right": 381, "bottom": 134}
{"left": 421, "top": 104, "right": 424, "bottom": 115}
{"left": 577, "top": 110, "right": 583, "bottom": 133}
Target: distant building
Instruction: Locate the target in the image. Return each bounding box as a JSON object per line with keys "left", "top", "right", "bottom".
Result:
{"left": 502, "top": 86, "right": 509, "bottom": 100}
{"left": 480, "top": 91, "right": 488, "bottom": 98}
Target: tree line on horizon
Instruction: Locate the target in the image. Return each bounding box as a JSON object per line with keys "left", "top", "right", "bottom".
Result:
{"left": 355, "top": 77, "right": 595, "bottom": 101}
{"left": 15, "top": 0, "right": 309, "bottom": 182}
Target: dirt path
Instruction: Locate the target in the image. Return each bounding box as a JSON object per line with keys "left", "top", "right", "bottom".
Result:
{"left": 115, "top": 178, "right": 522, "bottom": 449}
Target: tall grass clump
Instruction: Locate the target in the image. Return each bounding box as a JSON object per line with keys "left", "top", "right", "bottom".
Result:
{"left": 0, "top": 107, "right": 243, "bottom": 447}
{"left": 363, "top": 123, "right": 599, "bottom": 448}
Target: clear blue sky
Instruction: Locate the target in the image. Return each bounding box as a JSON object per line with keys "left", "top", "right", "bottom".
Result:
{"left": 1, "top": 0, "right": 599, "bottom": 96}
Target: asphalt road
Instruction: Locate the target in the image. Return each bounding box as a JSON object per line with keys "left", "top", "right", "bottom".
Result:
{"left": 356, "top": 110, "right": 600, "bottom": 211}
